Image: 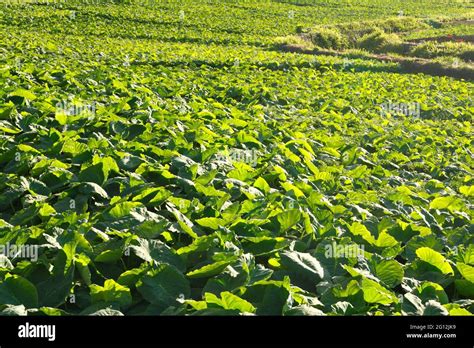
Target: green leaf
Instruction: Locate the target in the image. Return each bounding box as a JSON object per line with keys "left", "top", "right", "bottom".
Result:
{"left": 9, "top": 89, "right": 37, "bottom": 101}
{"left": 455, "top": 280, "right": 474, "bottom": 297}
{"left": 402, "top": 293, "right": 424, "bottom": 315}
{"left": 423, "top": 300, "right": 449, "bottom": 316}
{"left": 374, "top": 231, "right": 398, "bottom": 248}
{"left": 205, "top": 292, "right": 255, "bottom": 313}
{"left": 117, "top": 268, "right": 146, "bottom": 288}
{"left": 416, "top": 247, "right": 454, "bottom": 275}
{"left": 416, "top": 281, "right": 449, "bottom": 304}
{"left": 0, "top": 275, "right": 38, "bottom": 308}
{"left": 78, "top": 163, "right": 106, "bottom": 185}
{"left": 94, "top": 249, "right": 123, "bottom": 263}
{"left": 130, "top": 239, "right": 185, "bottom": 272}
{"left": 429, "top": 196, "right": 464, "bottom": 212}
{"left": 107, "top": 202, "right": 143, "bottom": 219}
{"left": 245, "top": 283, "right": 289, "bottom": 315}
{"left": 93, "top": 156, "right": 119, "bottom": 176}
{"left": 195, "top": 183, "right": 226, "bottom": 197}
{"left": 242, "top": 237, "right": 289, "bottom": 256}
{"left": 90, "top": 279, "right": 132, "bottom": 307}
{"left": 280, "top": 251, "right": 325, "bottom": 283}
{"left": 375, "top": 260, "right": 404, "bottom": 288}
{"left": 360, "top": 278, "right": 397, "bottom": 305}
{"left": 461, "top": 245, "right": 474, "bottom": 265}
{"left": 79, "top": 182, "right": 109, "bottom": 199}
{"left": 177, "top": 235, "right": 216, "bottom": 255}
{"left": 187, "top": 258, "right": 237, "bottom": 279}
{"left": 253, "top": 177, "right": 271, "bottom": 193}
{"left": 449, "top": 307, "right": 472, "bottom": 316}
{"left": 36, "top": 250, "right": 75, "bottom": 307}
{"left": 38, "top": 203, "right": 56, "bottom": 218}
{"left": 348, "top": 222, "right": 376, "bottom": 245}
{"left": 55, "top": 112, "right": 68, "bottom": 126}
{"left": 457, "top": 263, "right": 474, "bottom": 282}
{"left": 137, "top": 265, "right": 190, "bottom": 307}
{"left": 459, "top": 186, "right": 474, "bottom": 197}
{"left": 195, "top": 217, "right": 225, "bottom": 230}
{"left": 276, "top": 209, "right": 301, "bottom": 231}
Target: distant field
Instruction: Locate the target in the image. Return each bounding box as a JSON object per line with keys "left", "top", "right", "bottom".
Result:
{"left": 0, "top": 0, "right": 472, "bottom": 316}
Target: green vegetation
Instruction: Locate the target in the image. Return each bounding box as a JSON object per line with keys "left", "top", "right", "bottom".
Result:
{"left": 0, "top": 0, "right": 472, "bottom": 316}
{"left": 357, "top": 29, "right": 404, "bottom": 54}
{"left": 309, "top": 27, "right": 348, "bottom": 50}
{"left": 410, "top": 41, "right": 474, "bottom": 61}
{"left": 281, "top": 14, "right": 473, "bottom": 78}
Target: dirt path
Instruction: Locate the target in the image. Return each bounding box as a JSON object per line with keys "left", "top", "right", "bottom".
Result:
{"left": 278, "top": 44, "right": 474, "bottom": 81}
{"left": 408, "top": 35, "right": 474, "bottom": 44}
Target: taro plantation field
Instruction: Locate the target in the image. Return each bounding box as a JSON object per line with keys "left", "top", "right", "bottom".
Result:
{"left": 0, "top": 0, "right": 473, "bottom": 317}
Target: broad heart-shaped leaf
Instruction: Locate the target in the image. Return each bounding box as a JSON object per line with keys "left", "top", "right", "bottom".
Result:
{"left": 374, "top": 231, "right": 398, "bottom": 248}
{"left": 177, "top": 235, "right": 216, "bottom": 255}
{"left": 375, "top": 260, "right": 404, "bottom": 288}
{"left": 459, "top": 185, "right": 474, "bottom": 197}
{"left": 219, "top": 292, "right": 255, "bottom": 313}
{"left": 416, "top": 247, "right": 454, "bottom": 275}
{"left": 423, "top": 300, "right": 449, "bottom": 316}
{"left": 117, "top": 268, "right": 147, "bottom": 288}
{"left": 137, "top": 265, "right": 190, "bottom": 307}
{"left": 187, "top": 258, "right": 237, "bottom": 279}
{"left": 253, "top": 177, "right": 271, "bottom": 193}
{"left": 205, "top": 291, "right": 255, "bottom": 313}
{"left": 449, "top": 307, "right": 472, "bottom": 316}
{"left": 415, "top": 281, "right": 449, "bottom": 304}
{"left": 242, "top": 282, "right": 290, "bottom": 315}
{"left": 106, "top": 201, "right": 143, "bottom": 219}
{"left": 100, "top": 202, "right": 161, "bottom": 232}
{"left": 0, "top": 274, "right": 38, "bottom": 308}
{"left": 455, "top": 280, "right": 474, "bottom": 297}
{"left": 90, "top": 279, "right": 132, "bottom": 307}
{"left": 37, "top": 269, "right": 75, "bottom": 308}
{"left": 9, "top": 88, "right": 37, "bottom": 101}
{"left": 94, "top": 248, "right": 123, "bottom": 264}
{"left": 348, "top": 222, "right": 376, "bottom": 245}
{"left": 129, "top": 238, "right": 185, "bottom": 272}
{"left": 242, "top": 236, "right": 289, "bottom": 256}
{"left": 78, "top": 163, "right": 106, "bottom": 185}
{"left": 276, "top": 209, "right": 301, "bottom": 231}
{"left": 429, "top": 196, "right": 464, "bottom": 212}
{"left": 195, "top": 217, "right": 226, "bottom": 230}
{"left": 348, "top": 222, "right": 397, "bottom": 247}
{"left": 457, "top": 263, "right": 474, "bottom": 282}
{"left": 280, "top": 251, "right": 325, "bottom": 289}
{"left": 402, "top": 293, "right": 424, "bottom": 315}
{"left": 461, "top": 245, "right": 474, "bottom": 265}
{"left": 92, "top": 156, "right": 119, "bottom": 176}
{"left": 78, "top": 182, "right": 108, "bottom": 199}
{"left": 360, "top": 278, "right": 397, "bottom": 305}
{"left": 36, "top": 250, "right": 75, "bottom": 307}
